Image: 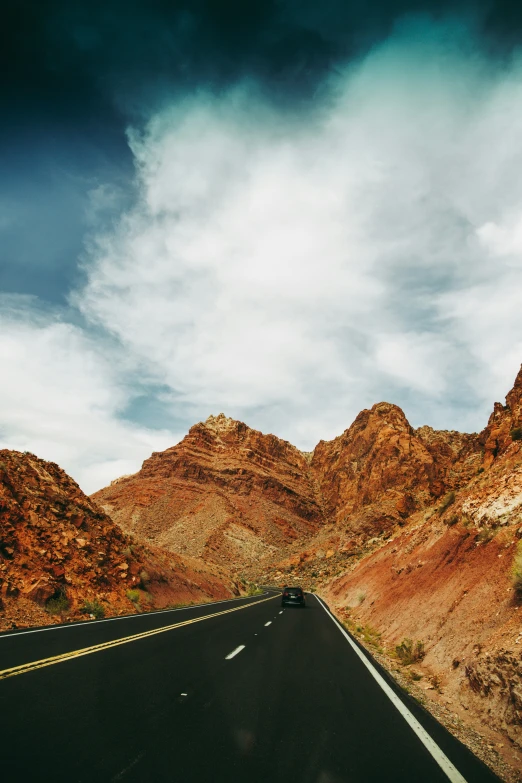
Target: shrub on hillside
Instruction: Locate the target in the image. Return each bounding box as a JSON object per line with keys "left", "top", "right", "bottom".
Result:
{"left": 46, "top": 590, "right": 70, "bottom": 615}
{"left": 476, "top": 527, "right": 496, "bottom": 544}
{"left": 80, "top": 599, "right": 105, "bottom": 619}
{"left": 439, "top": 491, "right": 455, "bottom": 514}
{"left": 512, "top": 541, "right": 522, "bottom": 591}
{"left": 126, "top": 589, "right": 141, "bottom": 603}
{"left": 511, "top": 427, "right": 522, "bottom": 442}
{"left": 395, "top": 638, "right": 425, "bottom": 665}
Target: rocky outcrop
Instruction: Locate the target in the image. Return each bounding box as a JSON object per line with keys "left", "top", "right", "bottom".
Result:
{"left": 92, "top": 413, "right": 327, "bottom": 570}
{"left": 311, "top": 402, "right": 482, "bottom": 536}
{"left": 481, "top": 365, "right": 522, "bottom": 469}
{"left": 0, "top": 450, "right": 236, "bottom": 630}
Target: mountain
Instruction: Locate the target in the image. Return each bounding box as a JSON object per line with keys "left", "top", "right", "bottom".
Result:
{"left": 0, "top": 450, "right": 237, "bottom": 631}
{"left": 311, "top": 401, "right": 482, "bottom": 535}
{"left": 92, "top": 365, "right": 522, "bottom": 776}
{"left": 93, "top": 403, "right": 485, "bottom": 574}
{"left": 92, "top": 413, "right": 326, "bottom": 572}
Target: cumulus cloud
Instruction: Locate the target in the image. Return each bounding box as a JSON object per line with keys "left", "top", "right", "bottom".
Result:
{"left": 0, "top": 296, "right": 179, "bottom": 492}
{"left": 76, "top": 19, "right": 522, "bottom": 449}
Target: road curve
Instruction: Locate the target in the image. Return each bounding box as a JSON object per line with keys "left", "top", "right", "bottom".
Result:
{"left": 0, "top": 592, "right": 500, "bottom": 782}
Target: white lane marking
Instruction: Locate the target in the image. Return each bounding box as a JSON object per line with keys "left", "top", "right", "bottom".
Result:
{"left": 279, "top": 611, "right": 283, "bottom": 614}
{"left": 314, "top": 595, "right": 467, "bottom": 783}
{"left": 225, "top": 645, "right": 245, "bottom": 660}
{"left": 0, "top": 593, "right": 272, "bottom": 640}
{"left": 181, "top": 693, "right": 188, "bottom": 696}
{"left": 264, "top": 621, "right": 272, "bottom": 627}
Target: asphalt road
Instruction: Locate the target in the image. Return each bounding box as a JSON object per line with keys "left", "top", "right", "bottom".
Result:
{"left": 0, "top": 592, "right": 501, "bottom": 783}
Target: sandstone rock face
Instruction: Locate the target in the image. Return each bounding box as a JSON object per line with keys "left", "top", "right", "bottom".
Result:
{"left": 481, "top": 365, "right": 522, "bottom": 469}
{"left": 0, "top": 450, "right": 235, "bottom": 630}
{"left": 311, "top": 402, "right": 482, "bottom": 536}
{"left": 93, "top": 414, "right": 326, "bottom": 571}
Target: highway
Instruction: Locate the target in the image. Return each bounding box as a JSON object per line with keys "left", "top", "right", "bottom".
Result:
{"left": 0, "top": 591, "right": 500, "bottom": 783}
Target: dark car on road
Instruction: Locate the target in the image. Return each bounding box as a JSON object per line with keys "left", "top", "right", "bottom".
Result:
{"left": 281, "top": 586, "right": 306, "bottom": 607}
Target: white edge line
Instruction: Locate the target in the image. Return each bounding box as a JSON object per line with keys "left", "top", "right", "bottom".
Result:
{"left": 0, "top": 592, "right": 272, "bottom": 640}
{"left": 264, "top": 621, "right": 272, "bottom": 626}
{"left": 225, "top": 644, "right": 245, "bottom": 660}
{"left": 314, "top": 595, "right": 467, "bottom": 783}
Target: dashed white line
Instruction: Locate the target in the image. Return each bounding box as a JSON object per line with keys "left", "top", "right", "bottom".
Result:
{"left": 264, "top": 621, "right": 272, "bottom": 627}
{"left": 225, "top": 645, "right": 246, "bottom": 660}
{"left": 279, "top": 611, "right": 283, "bottom": 614}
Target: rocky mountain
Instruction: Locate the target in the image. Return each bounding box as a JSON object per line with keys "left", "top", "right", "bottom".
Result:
{"left": 311, "top": 401, "right": 482, "bottom": 537}
{"left": 0, "top": 450, "right": 237, "bottom": 631}
{"left": 93, "top": 399, "right": 488, "bottom": 576}
{"left": 92, "top": 413, "right": 326, "bottom": 571}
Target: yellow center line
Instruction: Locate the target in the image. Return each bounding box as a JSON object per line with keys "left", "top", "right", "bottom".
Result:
{"left": 0, "top": 594, "right": 277, "bottom": 682}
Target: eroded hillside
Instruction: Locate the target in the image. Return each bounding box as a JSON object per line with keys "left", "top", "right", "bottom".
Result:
{"left": 0, "top": 450, "right": 237, "bottom": 631}
{"left": 92, "top": 413, "right": 327, "bottom": 571}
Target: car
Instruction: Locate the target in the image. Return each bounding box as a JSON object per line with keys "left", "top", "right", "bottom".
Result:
{"left": 281, "top": 586, "right": 306, "bottom": 608}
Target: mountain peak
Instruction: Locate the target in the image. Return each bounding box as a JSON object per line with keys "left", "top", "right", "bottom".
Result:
{"left": 203, "top": 413, "right": 238, "bottom": 432}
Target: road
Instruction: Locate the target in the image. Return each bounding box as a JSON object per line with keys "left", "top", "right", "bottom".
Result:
{"left": 0, "top": 591, "right": 500, "bottom": 783}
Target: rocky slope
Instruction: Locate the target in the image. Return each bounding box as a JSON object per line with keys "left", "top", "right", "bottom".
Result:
{"left": 92, "top": 413, "right": 327, "bottom": 571}
{"left": 0, "top": 450, "right": 237, "bottom": 631}
{"left": 311, "top": 402, "right": 482, "bottom": 537}
{"left": 93, "top": 404, "right": 486, "bottom": 572}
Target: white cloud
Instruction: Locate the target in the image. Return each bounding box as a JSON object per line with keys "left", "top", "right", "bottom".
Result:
{"left": 374, "top": 334, "right": 450, "bottom": 395}
{"left": 0, "top": 298, "right": 179, "bottom": 493}
{"left": 75, "top": 21, "right": 522, "bottom": 447}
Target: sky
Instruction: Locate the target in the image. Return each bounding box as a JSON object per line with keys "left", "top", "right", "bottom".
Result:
{"left": 2, "top": 0, "right": 522, "bottom": 493}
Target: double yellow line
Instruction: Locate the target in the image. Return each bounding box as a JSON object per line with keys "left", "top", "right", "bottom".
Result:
{"left": 0, "top": 594, "right": 277, "bottom": 682}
